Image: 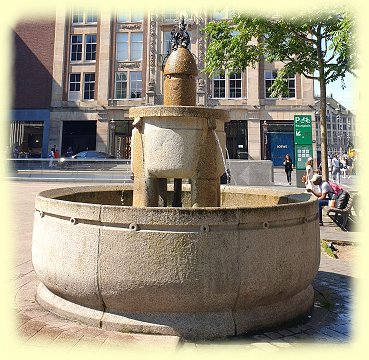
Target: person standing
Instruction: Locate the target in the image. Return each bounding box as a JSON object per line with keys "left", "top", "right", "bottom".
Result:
{"left": 304, "top": 157, "right": 314, "bottom": 190}
{"left": 66, "top": 146, "right": 73, "bottom": 157}
{"left": 48, "top": 146, "right": 55, "bottom": 167}
{"left": 332, "top": 154, "right": 341, "bottom": 183}
{"left": 283, "top": 154, "right": 293, "bottom": 185}
{"left": 346, "top": 155, "right": 353, "bottom": 178}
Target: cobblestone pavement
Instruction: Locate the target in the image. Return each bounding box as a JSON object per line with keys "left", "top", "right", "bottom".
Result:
{"left": 5, "top": 181, "right": 363, "bottom": 355}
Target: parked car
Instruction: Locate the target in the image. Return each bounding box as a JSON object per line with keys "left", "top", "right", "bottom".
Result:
{"left": 60, "top": 151, "right": 115, "bottom": 170}
{"left": 71, "top": 151, "right": 115, "bottom": 160}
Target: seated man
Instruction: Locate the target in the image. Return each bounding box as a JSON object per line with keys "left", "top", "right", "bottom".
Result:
{"left": 306, "top": 174, "right": 334, "bottom": 226}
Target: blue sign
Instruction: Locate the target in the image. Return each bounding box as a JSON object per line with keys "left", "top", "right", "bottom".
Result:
{"left": 268, "top": 132, "right": 294, "bottom": 166}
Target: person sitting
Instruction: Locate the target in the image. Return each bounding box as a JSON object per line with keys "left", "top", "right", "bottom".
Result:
{"left": 306, "top": 174, "right": 334, "bottom": 226}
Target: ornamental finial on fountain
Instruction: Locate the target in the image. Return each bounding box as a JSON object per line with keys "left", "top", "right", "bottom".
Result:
{"left": 170, "top": 15, "right": 191, "bottom": 51}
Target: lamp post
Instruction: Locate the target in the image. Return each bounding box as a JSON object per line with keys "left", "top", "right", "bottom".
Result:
{"left": 262, "top": 120, "right": 268, "bottom": 160}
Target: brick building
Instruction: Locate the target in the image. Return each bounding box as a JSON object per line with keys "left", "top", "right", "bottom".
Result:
{"left": 11, "top": 17, "right": 55, "bottom": 157}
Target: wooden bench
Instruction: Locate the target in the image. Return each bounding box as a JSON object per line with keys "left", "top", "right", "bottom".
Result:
{"left": 326, "top": 192, "right": 356, "bottom": 230}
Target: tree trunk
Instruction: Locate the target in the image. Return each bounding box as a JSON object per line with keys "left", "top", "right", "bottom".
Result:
{"left": 317, "top": 31, "right": 329, "bottom": 180}
{"left": 319, "top": 79, "right": 329, "bottom": 180}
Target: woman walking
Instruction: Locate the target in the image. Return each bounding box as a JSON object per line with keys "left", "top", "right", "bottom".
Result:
{"left": 283, "top": 154, "right": 293, "bottom": 185}
{"left": 304, "top": 157, "right": 314, "bottom": 190}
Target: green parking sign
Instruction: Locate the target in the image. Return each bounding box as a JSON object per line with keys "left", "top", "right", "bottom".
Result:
{"left": 295, "top": 144, "right": 313, "bottom": 170}
{"left": 294, "top": 115, "right": 312, "bottom": 145}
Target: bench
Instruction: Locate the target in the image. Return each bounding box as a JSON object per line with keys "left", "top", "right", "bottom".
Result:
{"left": 326, "top": 192, "right": 356, "bottom": 230}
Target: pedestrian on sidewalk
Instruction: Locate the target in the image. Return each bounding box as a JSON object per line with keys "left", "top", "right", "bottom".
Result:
{"left": 304, "top": 157, "right": 314, "bottom": 190}
{"left": 332, "top": 154, "right": 341, "bottom": 183}
{"left": 48, "top": 145, "right": 55, "bottom": 167}
{"left": 306, "top": 174, "right": 335, "bottom": 226}
{"left": 283, "top": 154, "right": 293, "bottom": 185}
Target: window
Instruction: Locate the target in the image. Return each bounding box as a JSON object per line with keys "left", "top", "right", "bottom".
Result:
{"left": 71, "top": 35, "right": 82, "bottom": 61}
{"left": 114, "top": 71, "right": 142, "bottom": 99}
{"left": 163, "top": 31, "right": 172, "bottom": 55}
{"left": 265, "top": 70, "right": 295, "bottom": 98}
{"left": 68, "top": 73, "right": 81, "bottom": 101}
{"left": 116, "top": 33, "right": 128, "bottom": 61}
{"left": 229, "top": 73, "right": 242, "bottom": 98}
{"left": 85, "top": 34, "right": 96, "bottom": 61}
{"left": 212, "top": 73, "right": 242, "bottom": 98}
{"left": 72, "top": 10, "right": 84, "bottom": 24}
{"left": 70, "top": 34, "right": 96, "bottom": 62}
{"left": 72, "top": 9, "right": 97, "bottom": 24}
{"left": 162, "top": 12, "right": 178, "bottom": 22}
{"left": 130, "top": 33, "right": 143, "bottom": 61}
{"left": 86, "top": 11, "right": 97, "bottom": 23}
{"left": 287, "top": 77, "right": 296, "bottom": 98}
{"left": 69, "top": 73, "right": 81, "bottom": 92}
{"left": 116, "top": 32, "right": 143, "bottom": 61}
{"left": 265, "top": 70, "right": 277, "bottom": 98}
{"left": 83, "top": 73, "right": 95, "bottom": 100}
{"left": 130, "top": 72, "right": 142, "bottom": 98}
{"left": 115, "top": 72, "right": 127, "bottom": 99}
{"left": 117, "top": 11, "right": 144, "bottom": 23}
{"left": 213, "top": 74, "right": 226, "bottom": 98}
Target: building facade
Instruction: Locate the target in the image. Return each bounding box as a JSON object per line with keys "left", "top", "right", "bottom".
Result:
{"left": 12, "top": 18, "right": 56, "bottom": 158}
{"left": 314, "top": 95, "right": 356, "bottom": 159}
{"left": 12, "top": 9, "right": 316, "bottom": 164}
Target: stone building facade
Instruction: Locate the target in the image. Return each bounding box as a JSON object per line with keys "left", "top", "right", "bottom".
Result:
{"left": 12, "top": 9, "right": 316, "bottom": 164}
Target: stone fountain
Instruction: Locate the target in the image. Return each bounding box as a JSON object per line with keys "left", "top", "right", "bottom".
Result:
{"left": 32, "top": 18, "right": 320, "bottom": 340}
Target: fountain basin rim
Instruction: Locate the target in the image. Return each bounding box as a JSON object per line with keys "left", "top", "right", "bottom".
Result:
{"left": 35, "top": 184, "right": 317, "bottom": 211}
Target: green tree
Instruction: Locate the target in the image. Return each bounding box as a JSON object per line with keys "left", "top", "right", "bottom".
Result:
{"left": 203, "top": 9, "right": 357, "bottom": 179}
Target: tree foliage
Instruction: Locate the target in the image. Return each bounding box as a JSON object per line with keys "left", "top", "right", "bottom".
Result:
{"left": 203, "top": 9, "right": 357, "bottom": 97}
{"left": 203, "top": 8, "right": 357, "bottom": 179}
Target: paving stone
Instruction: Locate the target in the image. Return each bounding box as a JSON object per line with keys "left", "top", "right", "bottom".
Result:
{"left": 26, "top": 326, "right": 64, "bottom": 346}
{"left": 264, "top": 331, "right": 283, "bottom": 339}
{"left": 277, "top": 329, "right": 294, "bottom": 336}
{"left": 250, "top": 334, "right": 270, "bottom": 341}
{"left": 18, "top": 319, "right": 46, "bottom": 340}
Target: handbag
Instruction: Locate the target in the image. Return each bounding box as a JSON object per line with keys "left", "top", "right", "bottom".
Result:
{"left": 301, "top": 175, "right": 307, "bottom": 184}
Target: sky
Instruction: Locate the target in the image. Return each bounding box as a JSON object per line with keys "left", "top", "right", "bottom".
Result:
{"left": 315, "top": 73, "right": 358, "bottom": 112}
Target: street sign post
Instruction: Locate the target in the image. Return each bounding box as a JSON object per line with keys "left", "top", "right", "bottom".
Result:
{"left": 294, "top": 115, "right": 312, "bottom": 147}
{"left": 294, "top": 115, "right": 313, "bottom": 188}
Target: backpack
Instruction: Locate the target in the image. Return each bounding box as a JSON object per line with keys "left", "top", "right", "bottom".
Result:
{"left": 327, "top": 180, "right": 343, "bottom": 196}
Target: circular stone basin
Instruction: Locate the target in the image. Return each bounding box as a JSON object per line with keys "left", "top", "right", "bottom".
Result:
{"left": 32, "top": 184, "right": 320, "bottom": 339}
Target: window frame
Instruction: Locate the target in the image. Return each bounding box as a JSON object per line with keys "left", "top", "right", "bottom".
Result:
{"left": 114, "top": 72, "right": 128, "bottom": 99}
{"left": 265, "top": 70, "right": 278, "bottom": 99}
{"left": 71, "top": 9, "right": 97, "bottom": 25}
{"left": 70, "top": 34, "right": 97, "bottom": 63}
{"left": 85, "top": 34, "right": 97, "bottom": 61}
{"left": 265, "top": 70, "right": 296, "bottom": 99}
{"left": 130, "top": 71, "right": 142, "bottom": 99}
{"left": 212, "top": 72, "right": 242, "bottom": 99}
{"left": 116, "top": 11, "right": 144, "bottom": 23}
{"left": 114, "top": 71, "right": 142, "bottom": 99}
{"left": 83, "top": 73, "right": 95, "bottom": 101}
{"left": 68, "top": 73, "right": 81, "bottom": 101}
{"left": 229, "top": 72, "right": 242, "bottom": 98}
{"left": 70, "top": 35, "right": 83, "bottom": 62}
{"left": 116, "top": 32, "right": 143, "bottom": 62}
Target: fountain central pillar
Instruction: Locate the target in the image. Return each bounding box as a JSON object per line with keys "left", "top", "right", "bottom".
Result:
{"left": 130, "top": 19, "right": 229, "bottom": 208}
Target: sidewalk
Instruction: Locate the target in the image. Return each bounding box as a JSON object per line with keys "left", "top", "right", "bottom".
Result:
{"left": 7, "top": 180, "right": 360, "bottom": 354}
